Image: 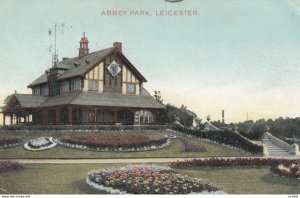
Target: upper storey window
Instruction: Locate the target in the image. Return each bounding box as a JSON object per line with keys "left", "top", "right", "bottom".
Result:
{"left": 88, "top": 80, "right": 98, "bottom": 91}
{"left": 127, "top": 83, "right": 135, "bottom": 94}
{"left": 61, "top": 81, "right": 70, "bottom": 93}
{"left": 71, "top": 78, "right": 81, "bottom": 91}
{"left": 41, "top": 85, "right": 49, "bottom": 96}
{"left": 33, "top": 87, "right": 40, "bottom": 95}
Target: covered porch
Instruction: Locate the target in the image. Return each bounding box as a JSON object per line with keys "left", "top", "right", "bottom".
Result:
{"left": 34, "top": 105, "right": 159, "bottom": 125}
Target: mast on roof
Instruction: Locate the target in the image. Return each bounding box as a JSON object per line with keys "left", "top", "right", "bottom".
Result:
{"left": 52, "top": 24, "right": 58, "bottom": 66}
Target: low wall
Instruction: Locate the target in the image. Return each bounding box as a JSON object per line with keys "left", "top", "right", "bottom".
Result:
{"left": 264, "top": 132, "right": 300, "bottom": 155}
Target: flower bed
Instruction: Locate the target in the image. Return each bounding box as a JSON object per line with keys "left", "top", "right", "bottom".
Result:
{"left": 271, "top": 162, "right": 300, "bottom": 179}
{"left": 170, "top": 158, "right": 300, "bottom": 168}
{"left": 0, "top": 161, "right": 24, "bottom": 171}
{"left": 59, "top": 133, "right": 170, "bottom": 152}
{"left": 183, "top": 142, "right": 207, "bottom": 152}
{"left": 24, "top": 137, "right": 57, "bottom": 151}
{"left": 0, "top": 137, "right": 21, "bottom": 149}
{"left": 86, "top": 165, "right": 221, "bottom": 194}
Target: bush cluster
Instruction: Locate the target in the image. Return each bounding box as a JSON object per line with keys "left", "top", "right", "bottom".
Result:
{"left": 270, "top": 163, "right": 300, "bottom": 179}
{"left": 172, "top": 124, "right": 263, "bottom": 153}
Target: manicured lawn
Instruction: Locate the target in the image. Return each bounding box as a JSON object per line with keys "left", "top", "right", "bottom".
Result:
{"left": 176, "top": 167, "right": 300, "bottom": 194}
{"left": 0, "top": 163, "right": 299, "bottom": 194}
{"left": 0, "top": 131, "right": 257, "bottom": 159}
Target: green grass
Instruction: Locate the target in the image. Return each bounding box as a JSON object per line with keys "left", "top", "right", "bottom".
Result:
{"left": 176, "top": 167, "right": 300, "bottom": 194}
{"left": 0, "top": 163, "right": 299, "bottom": 194}
{"left": 0, "top": 131, "right": 257, "bottom": 159}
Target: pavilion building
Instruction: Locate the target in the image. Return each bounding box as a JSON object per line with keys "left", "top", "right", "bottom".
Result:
{"left": 1, "top": 34, "right": 164, "bottom": 126}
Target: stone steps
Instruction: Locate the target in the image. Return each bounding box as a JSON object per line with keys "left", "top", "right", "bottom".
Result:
{"left": 263, "top": 141, "right": 292, "bottom": 157}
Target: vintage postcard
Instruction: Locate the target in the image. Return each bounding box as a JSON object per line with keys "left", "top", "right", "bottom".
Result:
{"left": 0, "top": 0, "right": 299, "bottom": 196}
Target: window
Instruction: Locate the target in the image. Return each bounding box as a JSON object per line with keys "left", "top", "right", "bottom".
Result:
{"left": 134, "top": 110, "right": 154, "bottom": 125}
{"left": 60, "top": 81, "right": 70, "bottom": 93}
{"left": 88, "top": 80, "right": 98, "bottom": 91}
{"left": 33, "top": 87, "right": 41, "bottom": 95}
{"left": 71, "top": 78, "right": 82, "bottom": 91}
{"left": 41, "top": 85, "right": 49, "bottom": 96}
{"left": 127, "top": 83, "right": 135, "bottom": 94}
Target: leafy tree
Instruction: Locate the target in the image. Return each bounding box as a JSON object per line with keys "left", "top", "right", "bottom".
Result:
{"left": 154, "top": 92, "right": 197, "bottom": 127}
{"left": 154, "top": 91, "right": 163, "bottom": 104}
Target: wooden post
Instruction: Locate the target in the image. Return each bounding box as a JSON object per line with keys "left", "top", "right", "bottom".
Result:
{"left": 56, "top": 108, "right": 60, "bottom": 124}
{"left": 10, "top": 115, "right": 13, "bottom": 125}
{"left": 113, "top": 109, "right": 118, "bottom": 124}
{"left": 93, "top": 107, "right": 96, "bottom": 124}
{"left": 43, "top": 109, "right": 48, "bottom": 125}
{"left": 152, "top": 110, "right": 157, "bottom": 125}
{"left": 68, "top": 106, "right": 73, "bottom": 125}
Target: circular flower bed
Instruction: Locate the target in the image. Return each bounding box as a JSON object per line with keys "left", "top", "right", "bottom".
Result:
{"left": 271, "top": 162, "right": 300, "bottom": 179}
{"left": 59, "top": 133, "right": 170, "bottom": 152}
{"left": 24, "top": 137, "right": 57, "bottom": 151}
{"left": 0, "top": 137, "right": 21, "bottom": 149}
{"left": 86, "top": 165, "right": 221, "bottom": 194}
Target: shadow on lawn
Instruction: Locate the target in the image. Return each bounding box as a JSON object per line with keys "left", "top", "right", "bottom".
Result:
{"left": 71, "top": 179, "right": 107, "bottom": 194}
{"left": 261, "top": 173, "right": 300, "bottom": 186}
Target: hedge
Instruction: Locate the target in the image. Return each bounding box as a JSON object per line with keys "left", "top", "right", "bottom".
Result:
{"left": 172, "top": 123, "right": 263, "bottom": 154}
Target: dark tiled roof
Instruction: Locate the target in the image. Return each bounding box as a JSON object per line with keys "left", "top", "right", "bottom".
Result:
{"left": 28, "top": 73, "right": 48, "bottom": 87}
{"left": 69, "top": 92, "right": 165, "bottom": 109}
{"left": 28, "top": 44, "right": 149, "bottom": 88}
{"left": 38, "top": 91, "right": 164, "bottom": 109}
{"left": 57, "top": 47, "right": 114, "bottom": 80}
{"left": 28, "top": 47, "right": 114, "bottom": 87}
{"left": 15, "top": 94, "right": 49, "bottom": 108}
{"left": 40, "top": 91, "right": 81, "bottom": 107}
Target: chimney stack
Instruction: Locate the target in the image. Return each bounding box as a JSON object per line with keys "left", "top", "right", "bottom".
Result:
{"left": 113, "top": 42, "right": 122, "bottom": 52}
{"left": 222, "top": 110, "right": 225, "bottom": 124}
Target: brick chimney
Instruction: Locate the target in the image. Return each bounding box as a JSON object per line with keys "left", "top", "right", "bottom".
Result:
{"left": 113, "top": 42, "right": 122, "bottom": 52}
{"left": 79, "top": 33, "right": 89, "bottom": 58}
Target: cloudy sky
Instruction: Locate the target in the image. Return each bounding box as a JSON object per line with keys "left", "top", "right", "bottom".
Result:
{"left": 0, "top": 0, "right": 300, "bottom": 123}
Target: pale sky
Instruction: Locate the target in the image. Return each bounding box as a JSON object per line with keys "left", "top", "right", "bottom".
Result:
{"left": 0, "top": 0, "right": 300, "bottom": 123}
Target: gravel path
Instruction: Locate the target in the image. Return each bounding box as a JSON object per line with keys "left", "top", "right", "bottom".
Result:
{"left": 6, "top": 155, "right": 300, "bottom": 164}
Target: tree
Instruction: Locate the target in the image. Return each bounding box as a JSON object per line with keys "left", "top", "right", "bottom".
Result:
{"left": 154, "top": 91, "right": 163, "bottom": 104}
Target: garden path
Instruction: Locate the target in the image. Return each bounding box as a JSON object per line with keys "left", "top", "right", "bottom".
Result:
{"left": 8, "top": 156, "right": 300, "bottom": 164}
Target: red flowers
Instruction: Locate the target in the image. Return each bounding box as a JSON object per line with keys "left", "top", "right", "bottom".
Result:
{"left": 183, "top": 142, "right": 207, "bottom": 152}
{"left": 0, "top": 137, "right": 20, "bottom": 147}
{"left": 170, "top": 158, "right": 300, "bottom": 168}
{"left": 60, "top": 133, "right": 168, "bottom": 150}
{"left": 0, "top": 161, "right": 24, "bottom": 171}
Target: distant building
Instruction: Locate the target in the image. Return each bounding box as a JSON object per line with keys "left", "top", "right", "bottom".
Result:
{"left": 1, "top": 34, "right": 164, "bottom": 126}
